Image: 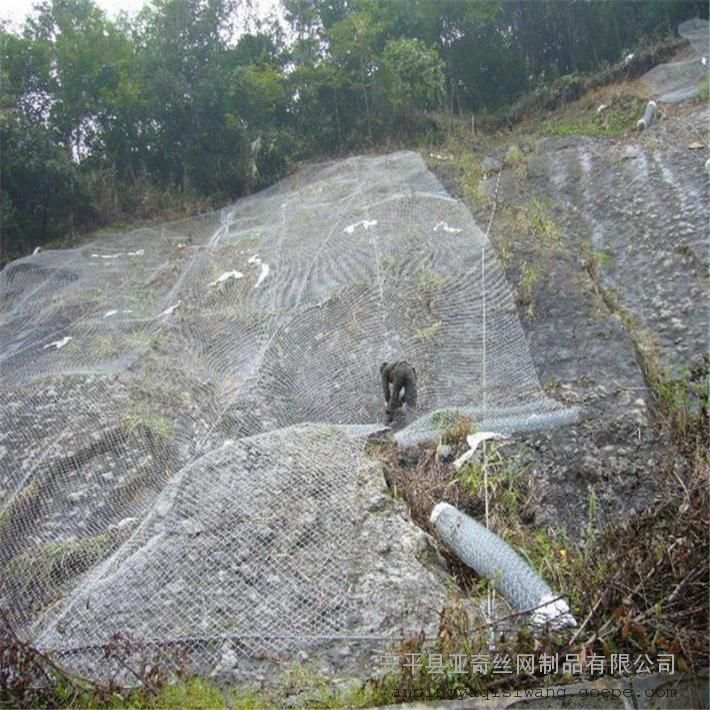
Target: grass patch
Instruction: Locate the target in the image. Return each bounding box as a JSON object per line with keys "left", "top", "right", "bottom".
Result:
{"left": 647, "top": 360, "right": 709, "bottom": 456}
{"left": 540, "top": 94, "right": 646, "bottom": 137}
{"left": 529, "top": 198, "right": 561, "bottom": 245}
{"left": 416, "top": 264, "right": 444, "bottom": 297}
{"left": 504, "top": 144, "right": 528, "bottom": 178}
{"left": 122, "top": 400, "right": 175, "bottom": 443}
{"left": 429, "top": 411, "right": 476, "bottom": 446}
{"left": 583, "top": 246, "right": 615, "bottom": 277}
{"left": 415, "top": 320, "right": 442, "bottom": 342}
{"left": 496, "top": 239, "right": 512, "bottom": 268}
{"left": 504, "top": 145, "right": 525, "bottom": 166}
{"left": 517, "top": 262, "right": 539, "bottom": 317}
{"left": 0, "top": 479, "right": 41, "bottom": 548}
{"left": 149, "top": 678, "right": 229, "bottom": 709}
{"left": 445, "top": 143, "right": 488, "bottom": 209}
{"left": 456, "top": 445, "right": 534, "bottom": 525}
{"left": 269, "top": 663, "right": 394, "bottom": 708}
{"left": 2, "top": 532, "right": 118, "bottom": 616}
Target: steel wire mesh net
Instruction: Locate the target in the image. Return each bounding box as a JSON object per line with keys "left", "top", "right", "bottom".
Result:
{"left": 0, "top": 151, "right": 575, "bottom": 679}
{"left": 641, "top": 18, "right": 709, "bottom": 103}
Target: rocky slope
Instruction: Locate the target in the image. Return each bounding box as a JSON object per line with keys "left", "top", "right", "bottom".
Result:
{"left": 0, "top": 89, "right": 707, "bottom": 695}
{"left": 429, "top": 98, "right": 708, "bottom": 533}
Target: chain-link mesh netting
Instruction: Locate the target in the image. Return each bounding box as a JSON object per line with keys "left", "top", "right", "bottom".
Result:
{"left": 0, "top": 151, "right": 575, "bottom": 680}
{"left": 642, "top": 18, "right": 709, "bottom": 103}
{"left": 430, "top": 503, "right": 576, "bottom": 630}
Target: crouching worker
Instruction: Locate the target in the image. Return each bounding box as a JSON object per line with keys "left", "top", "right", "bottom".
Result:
{"left": 380, "top": 360, "right": 417, "bottom": 425}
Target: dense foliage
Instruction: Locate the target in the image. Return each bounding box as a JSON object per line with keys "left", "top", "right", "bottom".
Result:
{"left": 1, "top": 0, "right": 706, "bottom": 263}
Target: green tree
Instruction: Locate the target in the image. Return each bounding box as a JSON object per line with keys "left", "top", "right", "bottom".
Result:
{"left": 3, "top": 0, "right": 708, "bottom": 262}
{"left": 133, "top": 0, "right": 246, "bottom": 194}
{"left": 228, "top": 52, "right": 293, "bottom": 187}
{"left": 380, "top": 37, "right": 444, "bottom": 114}
{"left": 1, "top": 24, "right": 93, "bottom": 262}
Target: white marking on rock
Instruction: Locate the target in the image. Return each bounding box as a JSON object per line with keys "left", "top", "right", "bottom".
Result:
{"left": 433, "top": 221, "right": 462, "bottom": 233}
{"left": 343, "top": 219, "right": 378, "bottom": 234}
{"left": 209, "top": 270, "right": 244, "bottom": 287}
{"left": 103, "top": 310, "right": 118, "bottom": 318}
{"left": 43, "top": 336, "right": 72, "bottom": 350}
{"left": 160, "top": 301, "right": 181, "bottom": 316}
{"left": 254, "top": 262, "right": 270, "bottom": 288}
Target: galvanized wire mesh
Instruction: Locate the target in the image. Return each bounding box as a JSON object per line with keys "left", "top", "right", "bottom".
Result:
{"left": 430, "top": 503, "right": 576, "bottom": 630}
{"left": 0, "top": 151, "right": 575, "bottom": 681}
{"left": 642, "top": 18, "right": 709, "bottom": 103}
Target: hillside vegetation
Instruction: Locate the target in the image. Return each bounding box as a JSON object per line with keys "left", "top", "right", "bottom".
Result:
{"left": 2, "top": 0, "right": 707, "bottom": 263}
{"left": 1, "top": 2, "right": 709, "bottom": 708}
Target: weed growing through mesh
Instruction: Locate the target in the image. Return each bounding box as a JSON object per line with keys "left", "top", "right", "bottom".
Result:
{"left": 415, "top": 320, "right": 442, "bottom": 342}
{"left": 2, "top": 534, "right": 120, "bottom": 620}
{"left": 529, "top": 198, "right": 561, "bottom": 246}
{"left": 0, "top": 614, "right": 191, "bottom": 708}
{"left": 504, "top": 145, "right": 528, "bottom": 179}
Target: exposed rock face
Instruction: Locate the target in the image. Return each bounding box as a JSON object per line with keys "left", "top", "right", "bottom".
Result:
{"left": 7, "top": 153, "right": 519, "bottom": 681}
{"left": 3, "top": 95, "right": 707, "bottom": 685}
{"left": 28, "top": 424, "right": 450, "bottom": 681}
{"left": 434, "top": 103, "right": 708, "bottom": 532}
{"left": 529, "top": 121, "right": 708, "bottom": 376}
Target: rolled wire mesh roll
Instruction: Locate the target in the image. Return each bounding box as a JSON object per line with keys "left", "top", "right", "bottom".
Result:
{"left": 430, "top": 502, "right": 576, "bottom": 630}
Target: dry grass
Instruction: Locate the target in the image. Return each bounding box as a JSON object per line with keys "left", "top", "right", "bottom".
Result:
{"left": 575, "top": 451, "right": 709, "bottom": 671}
{"left": 377, "top": 427, "right": 540, "bottom": 596}
{"left": 372, "top": 403, "right": 709, "bottom": 689}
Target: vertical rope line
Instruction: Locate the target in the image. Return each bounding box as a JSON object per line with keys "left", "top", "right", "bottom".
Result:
{"left": 481, "top": 244, "right": 489, "bottom": 528}
{"left": 481, "top": 167, "right": 501, "bottom": 416}
{"left": 482, "top": 245, "right": 492, "bottom": 630}
{"left": 482, "top": 169, "right": 501, "bottom": 645}
{"left": 481, "top": 244, "right": 486, "bottom": 412}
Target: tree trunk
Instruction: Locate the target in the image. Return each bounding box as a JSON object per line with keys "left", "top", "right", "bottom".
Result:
{"left": 362, "top": 85, "right": 372, "bottom": 144}
{"left": 334, "top": 86, "right": 342, "bottom": 150}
